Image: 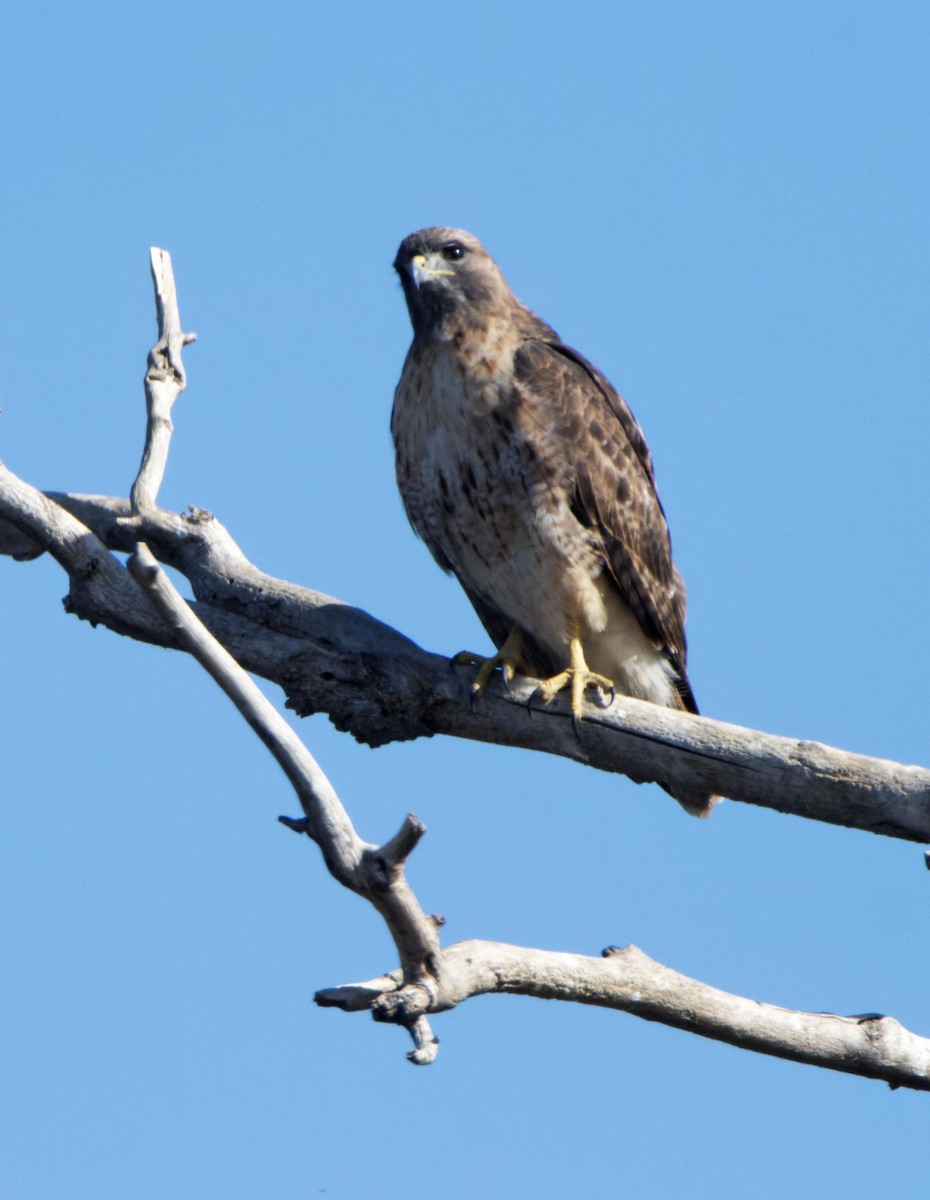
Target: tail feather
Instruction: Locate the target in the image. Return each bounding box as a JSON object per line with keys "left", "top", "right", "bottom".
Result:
{"left": 666, "top": 785, "right": 722, "bottom": 819}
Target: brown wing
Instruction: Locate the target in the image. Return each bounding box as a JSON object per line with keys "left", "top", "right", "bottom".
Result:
{"left": 512, "top": 337, "right": 695, "bottom": 710}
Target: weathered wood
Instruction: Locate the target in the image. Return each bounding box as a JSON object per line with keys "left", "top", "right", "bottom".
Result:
{"left": 2, "top": 483, "right": 928, "bottom": 842}
{"left": 126, "top": 538, "right": 930, "bottom": 1087}
{"left": 2, "top": 245, "right": 929, "bottom": 1081}
{"left": 321, "top": 940, "right": 930, "bottom": 1090}
{"left": 130, "top": 248, "right": 197, "bottom": 513}
{"left": 127, "top": 542, "right": 441, "bottom": 1064}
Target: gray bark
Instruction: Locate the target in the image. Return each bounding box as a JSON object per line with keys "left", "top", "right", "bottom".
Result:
{"left": 2, "top": 246, "right": 928, "bottom": 1086}
{"left": 2, "top": 484, "right": 928, "bottom": 843}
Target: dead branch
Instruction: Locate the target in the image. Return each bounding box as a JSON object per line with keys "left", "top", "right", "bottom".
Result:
{"left": 2, "top": 246, "right": 929, "bottom": 1086}
{"left": 130, "top": 248, "right": 197, "bottom": 514}
{"left": 133, "top": 529, "right": 930, "bottom": 1086}
{"left": 127, "top": 541, "right": 441, "bottom": 1065}
{"left": 1, "top": 481, "right": 928, "bottom": 843}
{"left": 319, "top": 940, "right": 930, "bottom": 1091}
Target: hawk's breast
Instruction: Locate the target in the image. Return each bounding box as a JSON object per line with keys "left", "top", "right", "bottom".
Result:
{"left": 392, "top": 335, "right": 608, "bottom": 659}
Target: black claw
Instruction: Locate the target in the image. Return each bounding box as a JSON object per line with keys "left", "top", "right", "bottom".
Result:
{"left": 587, "top": 682, "right": 615, "bottom": 710}
{"left": 571, "top": 712, "right": 583, "bottom": 740}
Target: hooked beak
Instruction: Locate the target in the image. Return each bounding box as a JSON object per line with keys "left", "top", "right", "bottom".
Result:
{"left": 408, "top": 253, "right": 455, "bottom": 289}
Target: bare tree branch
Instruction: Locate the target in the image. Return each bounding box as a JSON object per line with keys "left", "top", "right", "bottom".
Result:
{"left": 126, "top": 541, "right": 441, "bottom": 1063}
{"left": 2, "top": 481, "right": 928, "bottom": 843}
{"left": 319, "top": 941, "right": 930, "bottom": 1092}
{"left": 122, "top": 499, "right": 930, "bottom": 1089}
{"left": 2, "top": 246, "right": 929, "bottom": 1086}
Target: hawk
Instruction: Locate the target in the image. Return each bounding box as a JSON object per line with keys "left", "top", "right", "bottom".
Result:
{"left": 391, "top": 227, "right": 716, "bottom": 817}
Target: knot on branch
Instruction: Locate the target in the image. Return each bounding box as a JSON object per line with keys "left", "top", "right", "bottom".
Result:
{"left": 146, "top": 332, "right": 196, "bottom": 386}
{"left": 856, "top": 1013, "right": 901, "bottom": 1045}
{"left": 372, "top": 980, "right": 435, "bottom": 1024}
{"left": 184, "top": 505, "right": 214, "bottom": 528}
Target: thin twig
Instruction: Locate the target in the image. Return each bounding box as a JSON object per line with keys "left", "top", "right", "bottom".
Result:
{"left": 130, "top": 248, "right": 196, "bottom": 514}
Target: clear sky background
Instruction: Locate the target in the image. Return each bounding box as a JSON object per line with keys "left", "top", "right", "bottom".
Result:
{"left": 1, "top": 2, "right": 928, "bottom": 1196}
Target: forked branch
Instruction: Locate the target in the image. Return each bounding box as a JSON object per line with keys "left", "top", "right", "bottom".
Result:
{"left": 126, "top": 530, "right": 930, "bottom": 1090}
{"left": 319, "top": 941, "right": 930, "bottom": 1091}
{"left": 1, "top": 246, "right": 929, "bottom": 1087}
{"left": 128, "top": 541, "right": 442, "bottom": 1064}
{"left": 2, "top": 482, "right": 928, "bottom": 842}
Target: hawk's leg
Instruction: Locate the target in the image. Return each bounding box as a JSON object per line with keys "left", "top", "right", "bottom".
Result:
{"left": 453, "top": 624, "right": 529, "bottom": 700}
{"left": 532, "top": 636, "right": 615, "bottom": 732}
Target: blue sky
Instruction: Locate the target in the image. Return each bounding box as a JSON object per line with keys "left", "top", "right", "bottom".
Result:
{"left": 1, "top": 2, "right": 928, "bottom": 1196}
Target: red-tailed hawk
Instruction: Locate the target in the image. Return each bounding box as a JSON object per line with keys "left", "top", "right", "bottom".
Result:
{"left": 391, "top": 227, "right": 716, "bottom": 816}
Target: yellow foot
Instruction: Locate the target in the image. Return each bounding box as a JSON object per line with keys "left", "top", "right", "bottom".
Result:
{"left": 453, "top": 625, "right": 528, "bottom": 699}
{"left": 533, "top": 636, "right": 614, "bottom": 727}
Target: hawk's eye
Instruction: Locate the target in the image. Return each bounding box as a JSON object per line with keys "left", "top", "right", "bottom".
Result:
{"left": 441, "top": 243, "right": 466, "bottom": 262}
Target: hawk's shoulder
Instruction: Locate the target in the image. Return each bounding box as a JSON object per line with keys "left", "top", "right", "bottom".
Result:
{"left": 512, "top": 337, "right": 658, "bottom": 488}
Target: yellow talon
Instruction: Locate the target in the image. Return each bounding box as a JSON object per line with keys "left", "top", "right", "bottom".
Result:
{"left": 454, "top": 630, "right": 614, "bottom": 728}
{"left": 453, "top": 625, "right": 528, "bottom": 696}
{"left": 533, "top": 636, "right": 614, "bottom": 723}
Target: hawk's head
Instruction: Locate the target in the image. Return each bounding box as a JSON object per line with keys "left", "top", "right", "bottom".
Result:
{"left": 394, "top": 227, "right": 512, "bottom": 338}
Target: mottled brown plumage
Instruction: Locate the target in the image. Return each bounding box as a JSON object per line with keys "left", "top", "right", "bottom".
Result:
{"left": 391, "top": 227, "right": 715, "bottom": 816}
